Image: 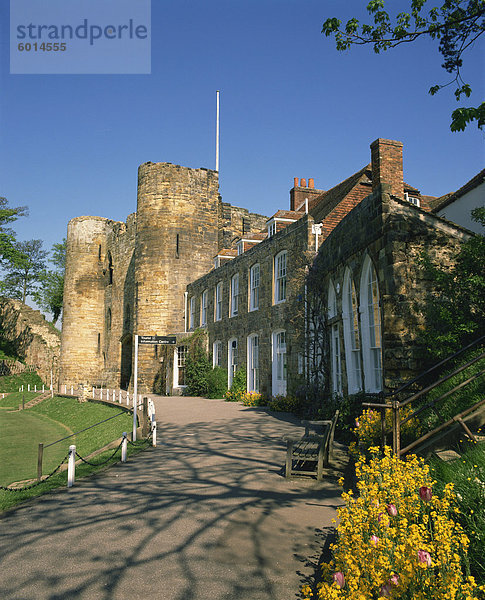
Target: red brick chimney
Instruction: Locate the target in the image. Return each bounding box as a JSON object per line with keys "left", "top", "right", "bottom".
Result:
{"left": 370, "top": 138, "right": 404, "bottom": 199}
{"left": 290, "top": 178, "right": 324, "bottom": 211}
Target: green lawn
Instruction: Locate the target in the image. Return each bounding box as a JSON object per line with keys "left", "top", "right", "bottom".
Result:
{"left": 0, "top": 396, "right": 133, "bottom": 488}
{"left": 0, "top": 371, "right": 44, "bottom": 393}
{"left": 0, "top": 391, "right": 41, "bottom": 409}
{"left": 0, "top": 410, "right": 69, "bottom": 485}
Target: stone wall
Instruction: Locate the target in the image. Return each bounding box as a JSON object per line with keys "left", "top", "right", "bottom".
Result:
{"left": 185, "top": 214, "right": 314, "bottom": 397}
{"left": 313, "top": 186, "right": 472, "bottom": 392}
{"left": 0, "top": 298, "right": 61, "bottom": 385}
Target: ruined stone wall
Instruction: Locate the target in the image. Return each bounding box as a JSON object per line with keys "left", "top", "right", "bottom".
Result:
{"left": 134, "top": 163, "right": 220, "bottom": 391}
{"left": 103, "top": 214, "right": 136, "bottom": 389}
{"left": 186, "top": 215, "right": 313, "bottom": 397}
{"left": 59, "top": 216, "right": 134, "bottom": 388}
{"left": 218, "top": 201, "right": 268, "bottom": 249}
{"left": 0, "top": 298, "right": 61, "bottom": 385}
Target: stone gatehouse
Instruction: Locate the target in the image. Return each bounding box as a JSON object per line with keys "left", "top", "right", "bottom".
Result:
{"left": 59, "top": 139, "right": 480, "bottom": 396}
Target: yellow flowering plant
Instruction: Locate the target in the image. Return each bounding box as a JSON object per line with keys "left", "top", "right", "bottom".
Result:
{"left": 303, "top": 447, "right": 485, "bottom": 600}
{"left": 353, "top": 408, "right": 421, "bottom": 452}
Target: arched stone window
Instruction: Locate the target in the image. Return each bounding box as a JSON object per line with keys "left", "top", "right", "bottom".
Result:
{"left": 342, "top": 268, "right": 362, "bottom": 394}
{"left": 360, "top": 256, "right": 383, "bottom": 392}
{"left": 327, "top": 280, "right": 342, "bottom": 395}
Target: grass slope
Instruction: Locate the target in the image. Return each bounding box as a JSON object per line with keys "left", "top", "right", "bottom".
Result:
{"left": 0, "top": 372, "right": 44, "bottom": 393}
{"left": 0, "top": 391, "right": 41, "bottom": 408}
{"left": 0, "top": 411, "right": 68, "bottom": 486}
{"left": 0, "top": 396, "right": 133, "bottom": 490}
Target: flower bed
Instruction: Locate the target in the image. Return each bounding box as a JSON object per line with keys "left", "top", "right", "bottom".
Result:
{"left": 302, "top": 447, "right": 485, "bottom": 600}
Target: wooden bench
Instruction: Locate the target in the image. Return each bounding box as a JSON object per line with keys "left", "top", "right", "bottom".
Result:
{"left": 284, "top": 411, "right": 339, "bottom": 481}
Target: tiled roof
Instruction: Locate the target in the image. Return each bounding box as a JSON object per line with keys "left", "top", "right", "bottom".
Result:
{"left": 309, "top": 165, "right": 372, "bottom": 223}
{"left": 216, "top": 248, "right": 237, "bottom": 257}
{"left": 238, "top": 232, "right": 267, "bottom": 241}
{"left": 267, "top": 210, "right": 304, "bottom": 221}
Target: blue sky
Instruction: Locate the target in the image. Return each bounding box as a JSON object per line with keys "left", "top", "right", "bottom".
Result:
{"left": 0, "top": 0, "right": 484, "bottom": 270}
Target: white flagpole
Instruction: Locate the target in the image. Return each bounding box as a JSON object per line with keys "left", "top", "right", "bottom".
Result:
{"left": 216, "top": 90, "right": 220, "bottom": 172}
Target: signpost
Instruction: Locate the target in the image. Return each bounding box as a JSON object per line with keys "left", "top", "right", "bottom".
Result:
{"left": 132, "top": 334, "right": 176, "bottom": 440}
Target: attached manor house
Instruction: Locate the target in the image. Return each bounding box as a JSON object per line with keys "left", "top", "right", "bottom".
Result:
{"left": 58, "top": 138, "right": 484, "bottom": 398}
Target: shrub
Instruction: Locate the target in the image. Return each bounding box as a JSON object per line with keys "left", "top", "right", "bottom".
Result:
{"left": 430, "top": 442, "right": 485, "bottom": 584}
{"left": 268, "top": 394, "right": 303, "bottom": 413}
{"left": 240, "top": 391, "right": 265, "bottom": 407}
{"left": 303, "top": 447, "right": 485, "bottom": 600}
{"left": 205, "top": 366, "right": 227, "bottom": 399}
{"left": 225, "top": 368, "right": 246, "bottom": 402}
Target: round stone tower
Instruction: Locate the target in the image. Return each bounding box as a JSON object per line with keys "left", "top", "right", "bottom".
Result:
{"left": 134, "top": 162, "right": 219, "bottom": 391}
{"left": 59, "top": 216, "right": 109, "bottom": 388}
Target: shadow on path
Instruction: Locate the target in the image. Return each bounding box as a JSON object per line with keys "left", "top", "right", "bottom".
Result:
{"left": 0, "top": 396, "right": 345, "bottom": 600}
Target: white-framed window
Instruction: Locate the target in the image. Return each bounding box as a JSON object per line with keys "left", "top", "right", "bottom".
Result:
{"left": 228, "top": 338, "right": 238, "bottom": 387}
{"left": 274, "top": 251, "right": 287, "bottom": 304}
{"left": 247, "top": 334, "right": 259, "bottom": 392}
{"left": 327, "top": 280, "right": 342, "bottom": 395}
{"left": 249, "top": 263, "right": 260, "bottom": 311}
{"left": 267, "top": 221, "right": 276, "bottom": 238}
{"left": 230, "top": 273, "right": 239, "bottom": 317}
{"left": 404, "top": 192, "right": 420, "bottom": 207}
{"left": 237, "top": 241, "right": 244, "bottom": 255}
{"left": 174, "top": 345, "right": 188, "bottom": 387}
{"left": 189, "top": 296, "right": 195, "bottom": 330}
{"left": 213, "top": 340, "right": 222, "bottom": 368}
{"left": 360, "top": 256, "right": 383, "bottom": 392}
{"left": 201, "top": 289, "right": 208, "bottom": 326}
{"left": 272, "top": 330, "right": 287, "bottom": 396}
{"left": 342, "top": 269, "right": 362, "bottom": 394}
{"left": 215, "top": 282, "right": 223, "bottom": 321}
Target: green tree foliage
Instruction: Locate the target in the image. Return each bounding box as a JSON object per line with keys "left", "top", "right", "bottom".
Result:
{"left": 419, "top": 207, "right": 485, "bottom": 358}
{"left": 322, "top": 0, "right": 485, "bottom": 131}
{"left": 33, "top": 238, "right": 66, "bottom": 324}
{"left": 184, "top": 329, "right": 212, "bottom": 396}
{"left": 1, "top": 239, "right": 48, "bottom": 303}
{"left": 0, "top": 197, "right": 28, "bottom": 265}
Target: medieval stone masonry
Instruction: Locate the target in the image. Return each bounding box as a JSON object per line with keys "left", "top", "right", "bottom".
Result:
{"left": 59, "top": 139, "right": 480, "bottom": 396}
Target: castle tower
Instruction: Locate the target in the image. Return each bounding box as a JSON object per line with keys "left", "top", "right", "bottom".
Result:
{"left": 134, "top": 162, "right": 220, "bottom": 391}
{"left": 59, "top": 216, "right": 110, "bottom": 388}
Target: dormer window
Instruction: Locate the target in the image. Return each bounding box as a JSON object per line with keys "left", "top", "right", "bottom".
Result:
{"left": 268, "top": 221, "right": 276, "bottom": 238}
{"left": 404, "top": 192, "right": 420, "bottom": 207}
{"left": 237, "top": 241, "right": 244, "bottom": 255}
{"left": 214, "top": 257, "right": 220, "bottom": 269}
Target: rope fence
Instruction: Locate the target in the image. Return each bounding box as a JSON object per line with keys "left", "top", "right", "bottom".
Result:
{"left": 1, "top": 402, "right": 157, "bottom": 493}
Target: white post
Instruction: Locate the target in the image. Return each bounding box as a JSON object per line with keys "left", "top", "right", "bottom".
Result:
{"left": 70, "top": 386, "right": 73, "bottom": 395}
{"left": 121, "top": 433, "right": 128, "bottom": 462}
{"left": 28, "top": 384, "right": 30, "bottom": 392}
{"left": 42, "top": 385, "right": 44, "bottom": 393}
{"left": 152, "top": 421, "right": 157, "bottom": 447}
{"left": 92, "top": 387, "right": 95, "bottom": 398}
{"left": 34, "top": 385, "right": 37, "bottom": 392}
{"left": 67, "top": 445, "right": 76, "bottom": 487}
{"left": 51, "top": 384, "right": 54, "bottom": 398}
{"left": 22, "top": 385, "right": 24, "bottom": 392}
{"left": 126, "top": 391, "right": 130, "bottom": 406}
{"left": 215, "top": 89, "right": 220, "bottom": 172}
{"left": 133, "top": 334, "right": 138, "bottom": 441}
{"left": 112, "top": 389, "right": 115, "bottom": 403}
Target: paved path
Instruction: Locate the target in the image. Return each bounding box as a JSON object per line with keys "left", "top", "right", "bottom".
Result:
{"left": 0, "top": 396, "right": 345, "bottom": 600}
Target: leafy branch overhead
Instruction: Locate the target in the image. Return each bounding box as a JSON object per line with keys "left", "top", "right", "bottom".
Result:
{"left": 322, "top": 0, "right": 485, "bottom": 131}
